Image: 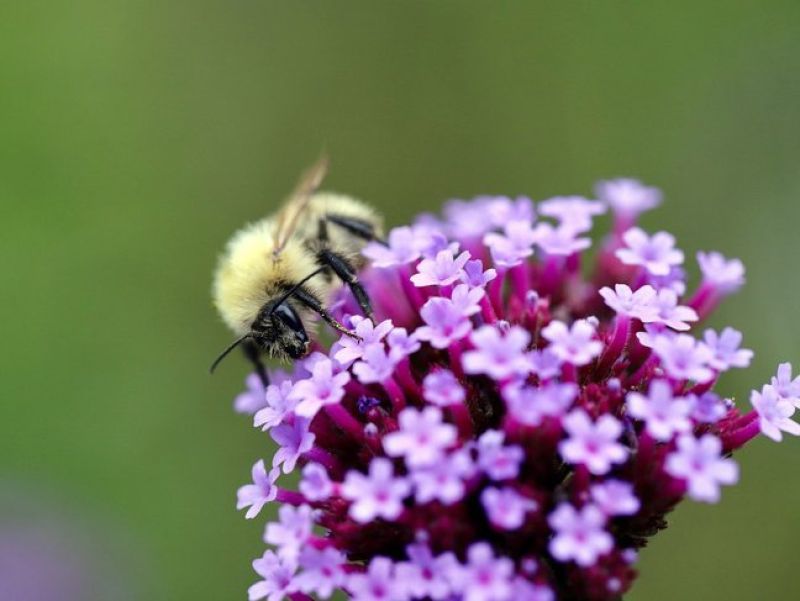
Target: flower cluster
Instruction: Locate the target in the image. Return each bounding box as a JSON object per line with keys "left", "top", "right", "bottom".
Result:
{"left": 233, "top": 180, "right": 797, "bottom": 600}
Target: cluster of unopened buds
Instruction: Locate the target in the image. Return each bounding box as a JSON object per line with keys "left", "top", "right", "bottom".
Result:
{"left": 232, "top": 179, "right": 799, "bottom": 601}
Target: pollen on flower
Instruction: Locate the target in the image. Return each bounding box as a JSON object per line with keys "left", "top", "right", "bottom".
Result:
{"left": 229, "top": 179, "right": 797, "bottom": 600}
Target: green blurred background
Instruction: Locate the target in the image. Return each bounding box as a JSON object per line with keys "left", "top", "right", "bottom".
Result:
{"left": 1, "top": 1, "right": 799, "bottom": 599}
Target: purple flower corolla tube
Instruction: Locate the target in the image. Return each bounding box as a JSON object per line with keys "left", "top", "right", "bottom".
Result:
{"left": 229, "top": 179, "right": 797, "bottom": 600}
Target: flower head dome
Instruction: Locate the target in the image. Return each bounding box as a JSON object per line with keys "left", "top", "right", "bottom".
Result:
{"left": 232, "top": 178, "right": 797, "bottom": 601}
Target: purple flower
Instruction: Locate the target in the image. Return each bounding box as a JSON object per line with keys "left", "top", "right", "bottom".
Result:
{"left": 548, "top": 503, "right": 613, "bottom": 567}
{"left": 751, "top": 385, "right": 800, "bottom": 442}
{"left": 647, "top": 265, "right": 687, "bottom": 296}
{"left": 235, "top": 372, "right": 269, "bottom": 415}
{"left": 533, "top": 222, "right": 591, "bottom": 256}
{"left": 462, "top": 325, "right": 532, "bottom": 381}
{"left": 703, "top": 327, "right": 753, "bottom": 371}
{"left": 443, "top": 198, "right": 498, "bottom": 239}
{"left": 651, "top": 288, "right": 698, "bottom": 331}
{"left": 451, "top": 542, "right": 514, "bottom": 601}
{"left": 237, "top": 460, "right": 280, "bottom": 519}
{"left": 650, "top": 333, "right": 714, "bottom": 383}
{"left": 595, "top": 178, "right": 661, "bottom": 221}
{"left": 461, "top": 259, "right": 497, "bottom": 288}
{"left": 253, "top": 380, "right": 295, "bottom": 431}
{"left": 415, "top": 297, "right": 473, "bottom": 349}
{"left": 362, "top": 226, "right": 420, "bottom": 267}
{"left": 541, "top": 319, "right": 602, "bottom": 366}
{"left": 341, "top": 458, "right": 411, "bottom": 523}
{"left": 450, "top": 283, "right": 485, "bottom": 317}
{"left": 383, "top": 407, "right": 458, "bottom": 468}
{"left": 559, "top": 410, "right": 628, "bottom": 475}
{"left": 770, "top": 362, "right": 800, "bottom": 407}
{"left": 665, "top": 434, "right": 739, "bottom": 503}
{"left": 485, "top": 195, "right": 535, "bottom": 227}
{"left": 295, "top": 546, "right": 347, "bottom": 598}
{"left": 248, "top": 550, "right": 297, "bottom": 601}
{"left": 503, "top": 381, "right": 577, "bottom": 426}
{"left": 599, "top": 284, "right": 659, "bottom": 321}
{"left": 527, "top": 347, "right": 562, "bottom": 380}
{"left": 590, "top": 480, "right": 641, "bottom": 516}
{"left": 616, "top": 228, "right": 684, "bottom": 276}
{"left": 511, "top": 579, "right": 555, "bottom": 601}
{"left": 270, "top": 417, "right": 315, "bottom": 474}
{"left": 688, "top": 391, "right": 729, "bottom": 424}
{"left": 626, "top": 380, "right": 692, "bottom": 442}
{"left": 290, "top": 358, "right": 351, "bottom": 419}
{"left": 423, "top": 369, "right": 466, "bottom": 407}
{"left": 477, "top": 430, "right": 525, "bottom": 481}
{"left": 347, "top": 556, "right": 403, "bottom": 601}
{"left": 697, "top": 251, "right": 745, "bottom": 294}
{"left": 334, "top": 317, "right": 394, "bottom": 366}
{"left": 418, "top": 228, "right": 460, "bottom": 259}
{"left": 387, "top": 327, "right": 421, "bottom": 360}
{"left": 264, "top": 504, "right": 314, "bottom": 560}
{"left": 411, "top": 448, "right": 475, "bottom": 505}
{"left": 484, "top": 221, "right": 537, "bottom": 267}
{"left": 353, "top": 343, "right": 400, "bottom": 384}
{"left": 395, "top": 544, "right": 457, "bottom": 601}
{"left": 299, "top": 462, "right": 333, "bottom": 501}
{"left": 538, "top": 195, "right": 606, "bottom": 233}
{"left": 481, "top": 487, "right": 538, "bottom": 530}
{"left": 411, "top": 249, "right": 471, "bottom": 287}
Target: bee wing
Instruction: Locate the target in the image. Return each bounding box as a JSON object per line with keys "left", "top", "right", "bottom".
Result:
{"left": 272, "top": 156, "right": 329, "bottom": 258}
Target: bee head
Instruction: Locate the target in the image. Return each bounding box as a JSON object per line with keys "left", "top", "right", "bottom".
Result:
{"left": 209, "top": 301, "right": 310, "bottom": 376}
{"left": 254, "top": 301, "right": 309, "bottom": 360}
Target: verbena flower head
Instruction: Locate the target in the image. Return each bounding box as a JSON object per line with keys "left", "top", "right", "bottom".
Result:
{"left": 231, "top": 179, "right": 797, "bottom": 600}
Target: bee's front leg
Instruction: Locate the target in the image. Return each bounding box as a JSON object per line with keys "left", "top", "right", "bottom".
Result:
{"left": 316, "top": 248, "right": 374, "bottom": 320}
{"left": 241, "top": 337, "right": 270, "bottom": 387}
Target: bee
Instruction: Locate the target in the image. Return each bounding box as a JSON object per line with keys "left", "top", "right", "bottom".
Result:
{"left": 210, "top": 157, "right": 384, "bottom": 385}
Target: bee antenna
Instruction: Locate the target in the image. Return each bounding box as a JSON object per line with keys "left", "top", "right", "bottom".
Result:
{"left": 209, "top": 333, "right": 254, "bottom": 374}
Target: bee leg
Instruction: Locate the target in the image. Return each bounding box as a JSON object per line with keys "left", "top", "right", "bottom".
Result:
{"left": 317, "top": 248, "right": 374, "bottom": 319}
{"left": 241, "top": 338, "right": 270, "bottom": 387}
{"left": 291, "top": 287, "right": 362, "bottom": 340}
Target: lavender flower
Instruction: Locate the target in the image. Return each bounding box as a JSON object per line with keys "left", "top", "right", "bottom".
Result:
{"left": 703, "top": 327, "right": 753, "bottom": 371}
{"left": 289, "top": 358, "right": 350, "bottom": 418}
{"left": 599, "top": 283, "right": 659, "bottom": 321}
{"left": 770, "top": 362, "right": 800, "bottom": 406}
{"left": 462, "top": 325, "right": 531, "bottom": 380}
{"left": 626, "top": 380, "right": 692, "bottom": 442}
{"left": 416, "top": 297, "right": 472, "bottom": 348}
{"left": 411, "top": 249, "right": 471, "bottom": 287}
{"left": 595, "top": 178, "right": 661, "bottom": 224}
{"left": 341, "top": 458, "right": 411, "bottom": 523}
{"left": 423, "top": 369, "right": 465, "bottom": 406}
{"left": 541, "top": 319, "right": 602, "bottom": 366}
{"left": 236, "top": 460, "right": 279, "bottom": 519}
{"left": 559, "top": 410, "right": 629, "bottom": 475}
{"left": 548, "top": 503, "right": 613, "bottom": 567}
{"left": 453, "top": 542, "right": 515, "bottom": 601}
{"left": 481, "top": 486, "right": 538, "bottom": 530}
{"left": 751, "top": 384, "right": 800, "bottom": 442}
{"left": 665, "top": 434, "right": 739, "bottom": 503}
{"left": 248, "top": 551, "right": 297, "bottom": 601}
{"left": 227, "top": 179, "right": 797, "bottom": 600}
{"left": 538, "top": 195, "right": 606, "bottom": 233}
{"left": 590, "top": 480, "right": 641, "bottom": 517}
{"left": 383, "top": 406, "right": 457, "bottom": 468}
{"left": 616, "top": 227, "right": 684, "bottom": 276}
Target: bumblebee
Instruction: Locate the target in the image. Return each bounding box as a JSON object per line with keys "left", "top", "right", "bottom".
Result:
{"left": 211, "top": 158, "right": 383, "bottom": 384}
